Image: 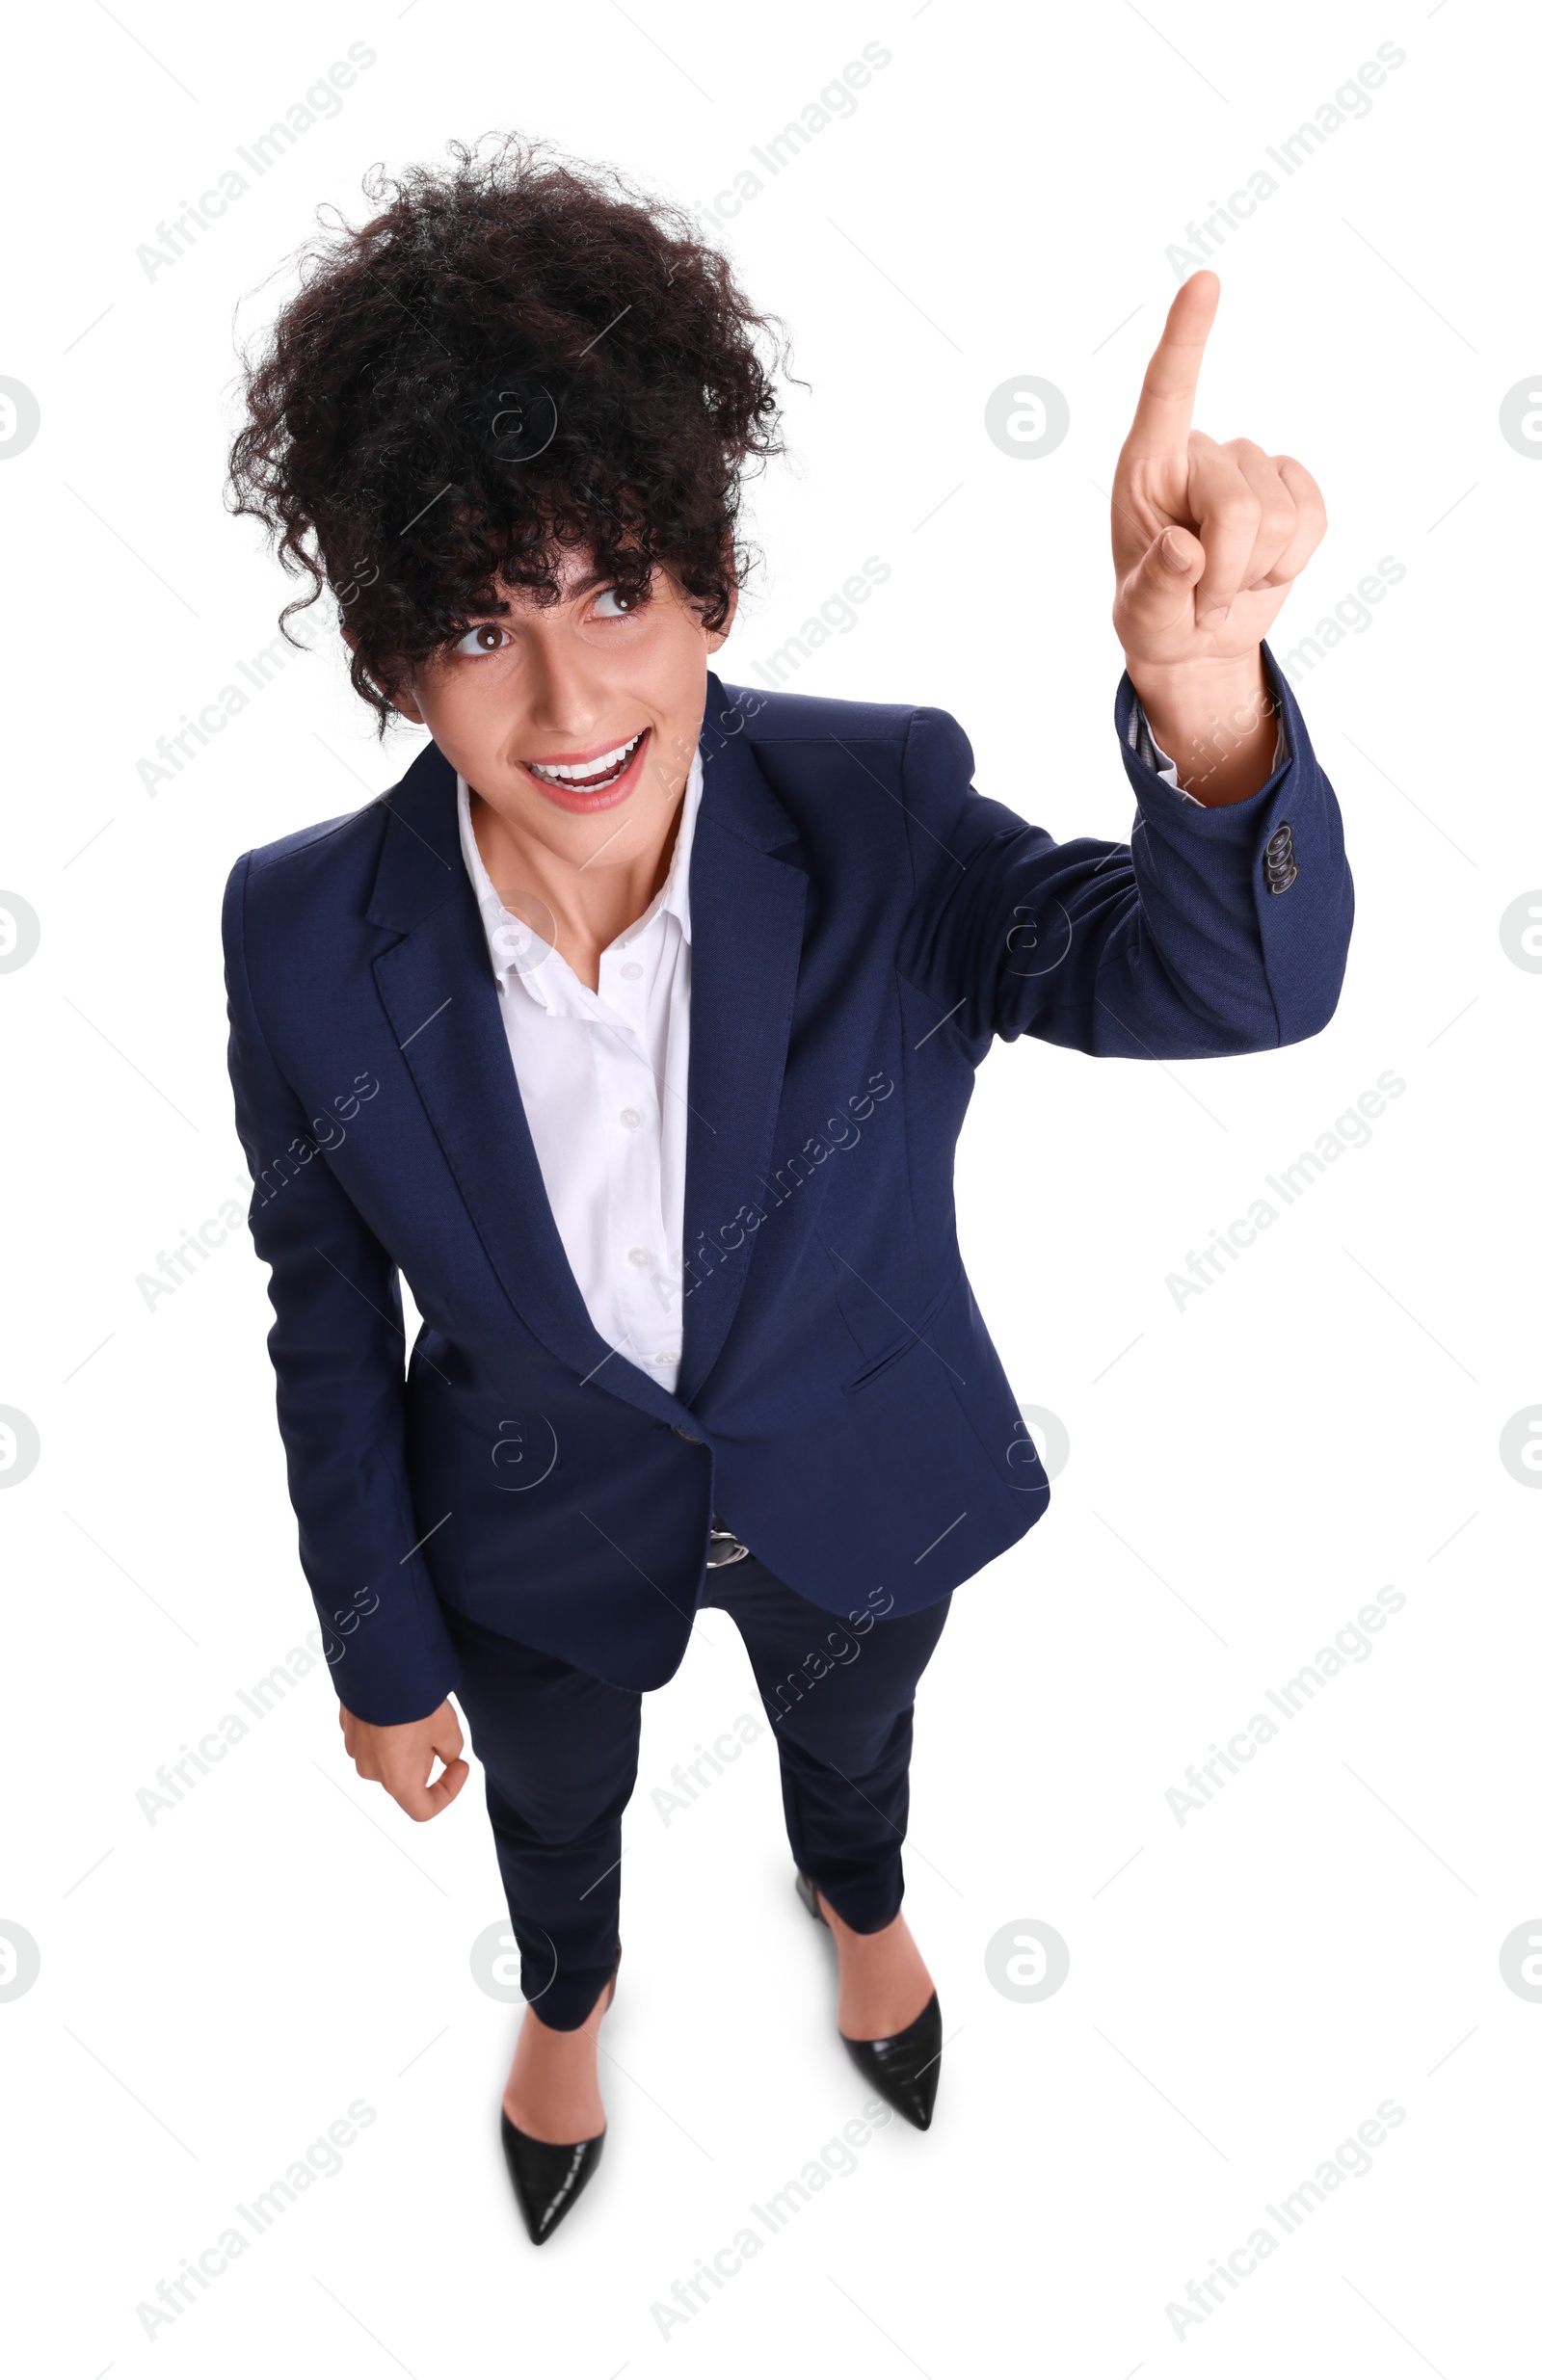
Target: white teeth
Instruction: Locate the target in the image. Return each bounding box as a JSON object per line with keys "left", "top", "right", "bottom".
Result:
{"left": 527, "top": 730, "right": 643, "bottom": 785}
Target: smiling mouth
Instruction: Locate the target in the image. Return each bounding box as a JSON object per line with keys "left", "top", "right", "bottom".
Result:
{"left": 522, "top": 727, "right": 648, "bottom": 792}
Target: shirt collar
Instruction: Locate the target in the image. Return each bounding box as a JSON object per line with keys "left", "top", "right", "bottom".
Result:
{"left": 457, "top": 743, "right": 703, "bottom": 1003}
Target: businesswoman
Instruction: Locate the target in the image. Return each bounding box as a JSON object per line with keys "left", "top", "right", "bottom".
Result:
{"left": 223, "top": 136, "right": 1350, "bottom": 2241}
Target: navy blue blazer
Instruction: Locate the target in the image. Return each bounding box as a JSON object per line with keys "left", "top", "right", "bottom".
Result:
{"left": 223, "top": 657, "right": 1351, "bottom": 1725}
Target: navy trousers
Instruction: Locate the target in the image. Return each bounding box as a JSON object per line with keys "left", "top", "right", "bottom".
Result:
{"left": 443, "top": 1543, "right": 952, "bottom": 2030}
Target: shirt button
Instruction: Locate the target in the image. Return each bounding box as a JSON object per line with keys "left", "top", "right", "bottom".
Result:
{"left": 628, "top": 1247, "right": 653, "bottom": 1267}
{"left": 653, "top": 1347, "right": 680, "bottom": 1364}
{"left": 619, "top": 1107, "right": 643, "bottom": 1130}
{"left": 621, "top": 961, "right": 643, "bottom": 980}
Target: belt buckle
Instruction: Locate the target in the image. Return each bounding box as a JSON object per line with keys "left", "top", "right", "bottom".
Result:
{"left": 705, "top": 1510, "right": 750, "bottom": 1567}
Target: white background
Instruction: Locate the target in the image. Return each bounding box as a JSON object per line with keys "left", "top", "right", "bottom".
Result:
{"left": 2, "top": 2, "right": 1537, "bottom": 2372}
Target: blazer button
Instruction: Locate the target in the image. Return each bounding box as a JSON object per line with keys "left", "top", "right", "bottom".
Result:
{"left": 671, "top": 1424, "right": 703, "bottom": 1443}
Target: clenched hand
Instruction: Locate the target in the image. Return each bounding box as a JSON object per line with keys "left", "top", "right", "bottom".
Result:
{"left": 339, "top": 1698, "right": 469, "bottom": 1821}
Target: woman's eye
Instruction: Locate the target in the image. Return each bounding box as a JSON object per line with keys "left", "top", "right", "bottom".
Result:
{"left": 453, "top": 622, "right": 509, "bottom": 657}
{"left": 591, "top": 585, "right": 642, "bottom": 620}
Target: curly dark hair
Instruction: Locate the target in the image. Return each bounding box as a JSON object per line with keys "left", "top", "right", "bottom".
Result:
{"left": 226, "top": 133, "right": 792, "bottom": 735}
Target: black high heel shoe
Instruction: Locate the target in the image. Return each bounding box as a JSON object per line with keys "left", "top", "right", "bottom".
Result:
{"left": 795, "top": 1872, "right": 942, "bottom": 2130}
{"left": 500, "top": 1942, "right": 622, "bottom": 2243}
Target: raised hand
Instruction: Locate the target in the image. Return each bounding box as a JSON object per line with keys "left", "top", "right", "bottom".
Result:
{"left": 1109, "top": 274, "right": 1326, "bottom": 804}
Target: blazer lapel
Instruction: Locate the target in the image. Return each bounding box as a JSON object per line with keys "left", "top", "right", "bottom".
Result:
{"left": 363, "top": 680, "right": 808, "bottom": 1422}
{"left": 677, "top": 677, "right": 809, "bottom": 1404}
{"left": 366, "top": 743, "right": 680, "bottom": 1426}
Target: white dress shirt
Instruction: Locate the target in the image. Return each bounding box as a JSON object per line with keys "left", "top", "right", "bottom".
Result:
{"left": 457, "top": 750, "right": 703, "bottom": 1396}
{"left": 455, "top": 701, "right": 1287, "bottom": 1397}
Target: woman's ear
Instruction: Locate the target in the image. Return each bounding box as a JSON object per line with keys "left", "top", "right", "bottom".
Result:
{"left": 705, "top": 562, "right": 740, "bottom": 654}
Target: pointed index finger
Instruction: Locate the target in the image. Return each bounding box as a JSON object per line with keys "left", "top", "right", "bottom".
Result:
{"left": 1124, "top": 270, "right": 1220, "bottom": 456}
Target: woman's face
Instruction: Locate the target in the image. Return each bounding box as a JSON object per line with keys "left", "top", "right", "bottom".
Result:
{"left": 356, "top": 546, "right": 735, "bottom": 862}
